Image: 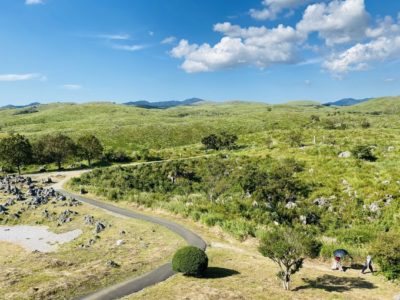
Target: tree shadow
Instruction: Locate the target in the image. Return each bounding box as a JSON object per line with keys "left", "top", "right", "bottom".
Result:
{"left": 293, "top": 275, "right": 376, "bottom": 292}
{"left": 203, "top": 267, "right": 240, "bottom": 279}
{"left": 350, "top": 263, "right": 364, "bottom": 270}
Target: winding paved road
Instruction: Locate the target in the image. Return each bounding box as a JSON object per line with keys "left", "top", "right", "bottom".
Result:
{"left": 50, "top": 169, "right": 207, "bottom": 300}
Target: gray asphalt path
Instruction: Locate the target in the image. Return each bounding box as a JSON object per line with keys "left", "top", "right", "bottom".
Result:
{"left": 56, "top": 190, "right": 207, "bottom": 300}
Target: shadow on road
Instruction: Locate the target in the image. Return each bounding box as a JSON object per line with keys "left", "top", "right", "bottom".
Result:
{"left": 293, "top": 275, "right": 377, "bottom": 292}
{"left": 203, "top": 267, "right": 240, "bottom": 279}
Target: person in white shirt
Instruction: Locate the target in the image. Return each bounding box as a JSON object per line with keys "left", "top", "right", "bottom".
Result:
{"left": 361, "top": 255, "right": 374, "bottom": 274}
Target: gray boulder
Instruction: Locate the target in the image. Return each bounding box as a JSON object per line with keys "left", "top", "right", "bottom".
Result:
{"left": 338, "top": 151, "right": 351, "bottom": 158}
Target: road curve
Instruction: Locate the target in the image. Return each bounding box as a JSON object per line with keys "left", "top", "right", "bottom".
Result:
{"left": 55, "top": 189, "right": 207, "bottom": 300}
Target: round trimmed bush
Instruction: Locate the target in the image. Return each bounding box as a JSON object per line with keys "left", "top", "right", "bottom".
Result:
{"left": 172, "top": 246, "right": 208, "bottom": 277}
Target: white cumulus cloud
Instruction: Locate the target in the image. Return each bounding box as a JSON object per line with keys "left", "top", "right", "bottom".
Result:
{"left": 324, "top": 15, "right": 400, "bottom": 73}
{"left": 250, "top": 0, "right": 314, "bottom": 21}
{"left": 324, "top": 36, "right": 400, "bottom": 73}
{"left": 170, "top": 0, "right": 400, "bottom": 76}
{"left": 297, "top": 0, "right": 370, "bottom": 46}
{"left": 171, "top": 22, "right": 304, "bottom": 73}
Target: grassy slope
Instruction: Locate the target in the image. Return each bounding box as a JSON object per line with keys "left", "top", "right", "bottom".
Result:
{"left": 346, "top": 96, "right": 400, "bottom": 114}
{"left": 0, "top": 101, "right": 331, "bottom": 151}
{"left": 96, "top": 199, "right": 398, "bottom": 300}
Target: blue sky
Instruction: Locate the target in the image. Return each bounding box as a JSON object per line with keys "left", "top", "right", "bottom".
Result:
{"left": 1, "top": 0, "right": 400, "bottom": 105}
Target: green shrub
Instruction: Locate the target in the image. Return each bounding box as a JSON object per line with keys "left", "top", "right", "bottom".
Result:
{"left": 221, "top": 218, "right": 256, "bottom": 241}
{"left": 371, "top": 232, "right": 400, "bottom": 280}
{"left": 200, "top": 213, "right": 225, "bottom": 226}
{"left": 352, "top": 145, "right": 377, "bottom": 161}
{"left": 172, "top": 246, "right": 208, "bottom": 277}
{"left": 333, "top": 226, "right": 378, "bottom": 246}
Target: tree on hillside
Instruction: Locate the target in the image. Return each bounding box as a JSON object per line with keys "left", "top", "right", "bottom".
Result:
{"left": 241, "top": 159, "right": 307, "bottom": 209}
{"left": 76, "top": 134, "right": 104, "bottom": 166}
{"left": 0, "top": 134, "right": 32, "bottom": 174}
{"left": 38, "top": 134, "right": 76, "bottom": 170}
{"left": 201, "top": 134, "right": 220, "bottom": 150}
{"left": 201, "top": 132, "right": 238, "bottom": 151}
{"left": 287, "top": 131, "right": 304, "bottom": 147}
{"left": 259, "top": 226, "right": 321, "bottom": 291}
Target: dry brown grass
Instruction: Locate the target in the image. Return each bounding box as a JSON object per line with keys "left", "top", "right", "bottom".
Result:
{"left": 0, "top": 179, "right": 185, "bottom": 300}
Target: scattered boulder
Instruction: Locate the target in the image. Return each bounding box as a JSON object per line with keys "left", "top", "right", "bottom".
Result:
{"left": 42, "top": 210, "right": 50, "bottom": 219}
{"left": 42, "top": 177, "right": 53, "bottom": 184}
{"left": 116, "top": 240, "right": 124, "bottom": 246}
{"left": 94, "top": 221, "right": 106, "bottom": 234}
{"left": 84, "top": 215, "right": 95, "bottom": 225}
{"left": 383, "top": 195, "right": 394, "bottom": 206}
{"left": 313, "top": 197, "right": 328, "bottom": 207}
{"left": 58, "top": 210, "right": 78, "bottom": 224}
{"left": 4, "top": 198, "right": 15, "bottom": 207}
{"left": 338, "top": 151, "right": 351, "bottom": 158}
{"left": 285, "top": 201, "right": 297, "bottom": 209}
{"left": 0, "top": 205, "right": 8, "bottom": 214}
{"left": 106, "top": 260, "right": 120, "bottom": 268}
{"left": 369, "top": 202, "right": 380, "bottom": 213}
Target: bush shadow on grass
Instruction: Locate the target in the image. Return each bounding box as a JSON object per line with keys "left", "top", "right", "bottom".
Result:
{"left": 203, "top": 267, "right": 240, "bottom": 279}
{"left": 293, "top": 275, "right": 376, "bottom": 292}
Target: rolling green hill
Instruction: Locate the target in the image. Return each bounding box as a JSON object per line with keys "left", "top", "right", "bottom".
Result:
{"left": 1, "top": 97, "right": 399, "bottom": 154}
{"left": 346, "top": 96, "right": 400, "bottom": 114}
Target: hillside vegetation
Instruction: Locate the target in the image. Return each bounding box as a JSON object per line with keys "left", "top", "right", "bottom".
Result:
{"left": 2, "top": 96, "right": 400, "bottom": 288}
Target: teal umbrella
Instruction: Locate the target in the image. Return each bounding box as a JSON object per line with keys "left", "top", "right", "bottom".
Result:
{"left": 333, "top": 249, "right": 349, "bottom": 258}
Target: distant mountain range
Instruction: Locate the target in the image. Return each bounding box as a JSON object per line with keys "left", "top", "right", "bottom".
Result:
{"left": 123, "top": 98, "right": 205, "bottom": 109}
{"left": 0, "top": 102, "right": 40, "bottom": 110}
{"left": 323, "top": 98, "right": 372, "bottom": 106}
{"left": 0, "top": 97, "right": 375, "bottom": 110}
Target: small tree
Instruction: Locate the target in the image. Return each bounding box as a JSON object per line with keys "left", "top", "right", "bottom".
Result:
{"left": 220, "top": 132, "right": 238, "bottom": 150}
{"left": 287, "top": 131, "right": 303, "bottom": 147}
{"left": 201, "top": 134, "right": 221, "bottom": 150}
{"left": 361, "top": 120, "right": 371, "bottom": 128}
{"left": 352, "top": 145, "right": 377, "bottom": 162}
{"left": 76, "top": 134, "right": 104, "bottom": 166}
{"left": 0, "top": 134, "right": 32, "bottom": 174}
{"left": 259, "top": 226, "right": 321, "bottom": 290}
{"left": 40, "top": 134, "right": 76, "bottom": 170}
{"left": 310, "top": 115, "right": 320, "bottom": 123}
{"left": 201, "top": 132, "right": 238, "bottom": 151}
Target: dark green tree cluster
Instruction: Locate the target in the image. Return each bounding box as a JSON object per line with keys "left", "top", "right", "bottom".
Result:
{"left": 201, "top": 132, "right": 238, "bottom": 150}
{"left": 0, "top": 133, "right": 105, "bottom": 173}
